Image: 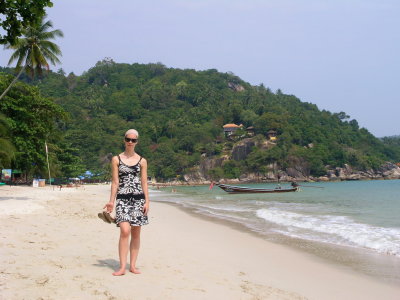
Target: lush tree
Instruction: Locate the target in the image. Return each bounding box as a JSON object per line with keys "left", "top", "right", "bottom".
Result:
{"left": 222, "top": 160, "right": 241, "bottom": 179}
{"left": 0, "top": 74, "right": 65, "bottom": 177}
{"left": 0, "top": 16, "right": 63, "bottom": 100}
{"left": 0, "top": 0, "right": 53, "bottom": 45}
{"left": 0, "top": 113, "right": 15, "bottom": 168}
{"left": 381, "top": 135, "right": 400, "bottom": 147}
{"left": 55, "top": 142, "right": 86, "bottom": 178}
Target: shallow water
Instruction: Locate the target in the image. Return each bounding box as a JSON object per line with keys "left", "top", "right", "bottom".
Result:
{"left": 151, "top": 180, "right": 400, "bottom": 284}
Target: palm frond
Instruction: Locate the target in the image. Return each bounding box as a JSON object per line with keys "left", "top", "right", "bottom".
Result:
{"left": 40, "top": 19, "right": 53, "bottom": 32}
{"left": 41, "top": 29, "right": 64, "bottom": 40}
{"left": 8, "top": 48, "right": 26, "bottom": 66}
{"left": 4, "top": 15, "right": 64, "bottom": 79}
{"left": 40, "top": 41, "right": 62, "bottom": 56}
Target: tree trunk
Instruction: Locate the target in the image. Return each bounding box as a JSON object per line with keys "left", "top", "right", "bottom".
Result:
{"left": 0, "top": 66, "right": 26, "bottom": 101}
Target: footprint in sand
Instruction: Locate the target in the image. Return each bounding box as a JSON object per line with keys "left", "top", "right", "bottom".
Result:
{"left": 15, "top": 272, "right": 29, "bottom": 279}
{"left": 91, "top": 289, "right": 102, "bottom": 295}
{"left": 103, "top": 290, "right": 117, "bottom": 300}
{"left": 80, "top": 280, "right": 96, "bottom": 291}
{"left": 41, "top": 246, "right": 53, "bottom": 250}
{"left": 73, "top": 275, "right": 83, "bottom": 281}
{"left": 35, "top": 276, "right": 49, "bottom": 286}
{"left": 240, "top": 280, "right": 307, "bottom": 300}
{"left": 49, "top": 260, "right": 66, "bottom": 269}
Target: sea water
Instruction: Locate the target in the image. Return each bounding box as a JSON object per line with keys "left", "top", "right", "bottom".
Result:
{"left": 151, "top": 180, "right": 400, "bottom": 283}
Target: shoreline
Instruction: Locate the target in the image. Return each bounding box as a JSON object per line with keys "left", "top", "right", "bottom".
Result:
{"left": 1, "top": 184, "right": 399, "bottom": 299}
{"left": 149, "top": 177, "right": 400, "bottom": 187}
{"left": 151, "top": 188, "right": 400, "bottom": 286}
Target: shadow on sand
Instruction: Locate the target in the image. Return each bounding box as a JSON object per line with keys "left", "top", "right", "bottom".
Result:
{"left": 93, "top": 259, "right": 120, "bottom": 270}
{"left": 93, "top": 259, "right": 135, "bottom": 272}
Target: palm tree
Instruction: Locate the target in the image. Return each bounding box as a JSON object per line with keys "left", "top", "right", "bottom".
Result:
{"left": 0, "top": 16, "right": 63, "bottom": 100}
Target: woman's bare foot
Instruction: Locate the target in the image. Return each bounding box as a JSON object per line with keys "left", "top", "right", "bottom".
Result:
{"left": 112, "top": 269, "right": 126, "bottom": 276}
{"left": 129, "top": 267, "right": 141, "bottom": 274}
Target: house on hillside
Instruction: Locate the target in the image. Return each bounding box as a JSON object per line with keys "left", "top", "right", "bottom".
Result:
{"left": 267, "top": 130, "right": 277, "bottom": 141}
{"left": 246, "top": 126, "right": 255, "bottom": 137}
{"left": 223, "top": 123, "right": 243, "bottom": 137}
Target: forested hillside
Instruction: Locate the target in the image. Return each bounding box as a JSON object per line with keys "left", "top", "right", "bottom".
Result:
{"left": 382, "top": 136, "right": 400, "bottom": 148}
{"left": 1, "top": 59, "right": 399, "bottom": 181}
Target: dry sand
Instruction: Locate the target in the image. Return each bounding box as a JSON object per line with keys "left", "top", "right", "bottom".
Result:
{"left": 0, "top": 184, "right": 399, "bottom": 300}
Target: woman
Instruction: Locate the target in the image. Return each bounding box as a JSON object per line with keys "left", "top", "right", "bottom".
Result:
{"left": 104, "top": 129, "right": 149, "bottom": 276}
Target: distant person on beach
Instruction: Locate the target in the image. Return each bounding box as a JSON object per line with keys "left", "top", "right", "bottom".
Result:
{"left": 103, "top": 129, "right": 149, "bottom": 276}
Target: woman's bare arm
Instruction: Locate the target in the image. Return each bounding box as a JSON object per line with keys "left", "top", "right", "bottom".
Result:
{"left": 104, "top": 156, "right": 119, "bottom": 212}
{"left": 140, "top": 158, "right": 150, "bottom": 215}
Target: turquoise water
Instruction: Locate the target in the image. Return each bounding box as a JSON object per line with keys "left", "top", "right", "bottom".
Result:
{"left": 151, "top": 179, "right": 400, "bottom": 282}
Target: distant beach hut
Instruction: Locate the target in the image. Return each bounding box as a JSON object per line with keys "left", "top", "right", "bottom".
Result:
{"left": 223, "top": 123, "right": 243, "bottom": 137}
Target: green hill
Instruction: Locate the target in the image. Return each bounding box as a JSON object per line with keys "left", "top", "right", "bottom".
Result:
{"left": 1, "top": 59, "right": 399, "bottom": 181}
{"left": 381, "top": 135, "right": 400, "bottom": 147}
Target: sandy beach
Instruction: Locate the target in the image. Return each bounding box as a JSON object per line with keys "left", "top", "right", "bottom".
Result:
{"left": 0, "top": 184, "right": 399, "bottom": 300}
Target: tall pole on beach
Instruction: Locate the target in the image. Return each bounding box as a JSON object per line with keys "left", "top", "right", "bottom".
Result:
{"left": 45, "top": 141, "right": 51, "bottom": 186}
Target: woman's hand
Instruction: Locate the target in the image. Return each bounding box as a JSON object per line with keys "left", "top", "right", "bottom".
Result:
{"left": 103, "top": 201, "right": 114, "bottom": 213}
{"left": 143, "top": 201, "right": 150, "bottom": 216}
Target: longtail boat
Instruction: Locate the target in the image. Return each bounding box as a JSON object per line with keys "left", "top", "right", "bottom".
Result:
{"left": 214, "top": 183, "right": 299, "bottom": 194}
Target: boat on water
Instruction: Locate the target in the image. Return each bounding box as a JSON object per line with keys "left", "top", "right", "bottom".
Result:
{"left": 214, "top": 183, "right": 299, "bottom": 194}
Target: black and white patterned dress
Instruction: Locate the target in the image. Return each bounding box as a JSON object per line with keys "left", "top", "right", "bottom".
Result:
{"left": 115, "top": 155, "right": 149, "bottom": 226}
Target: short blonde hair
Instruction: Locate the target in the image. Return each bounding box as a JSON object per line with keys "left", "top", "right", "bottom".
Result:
{"left": 125, "top": 129, "right": 139, "bottom": 138}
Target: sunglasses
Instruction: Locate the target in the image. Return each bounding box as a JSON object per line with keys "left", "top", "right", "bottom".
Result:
{"left": 125, "top": 137, "right": 138, "bottom": 143}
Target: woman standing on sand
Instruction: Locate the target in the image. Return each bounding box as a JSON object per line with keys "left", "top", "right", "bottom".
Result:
{"left": 103, "top": 129, "right": 149, "bottom": 276}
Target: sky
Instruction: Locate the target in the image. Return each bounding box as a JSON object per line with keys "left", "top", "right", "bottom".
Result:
{"left": 1, "top": 0, "right": 399, "bottom": 137}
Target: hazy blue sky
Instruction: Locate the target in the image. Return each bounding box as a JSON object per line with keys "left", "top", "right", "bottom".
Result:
{"left": 1, "top": 0, "right": 399, "bottom": 137}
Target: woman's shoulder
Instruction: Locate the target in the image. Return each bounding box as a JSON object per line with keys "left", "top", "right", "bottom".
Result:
{"left": 111, "top": 155, "right": 121, "bottom": 163}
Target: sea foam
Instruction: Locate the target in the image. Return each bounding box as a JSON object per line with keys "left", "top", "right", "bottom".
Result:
{"left": 256, "top": 208, "right": 400, "bottom": 256}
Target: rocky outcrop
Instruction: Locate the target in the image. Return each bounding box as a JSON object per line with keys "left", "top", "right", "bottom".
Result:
{"left": 183, "top": 156, "right": 229, "bottom": 183}
{"left": 334, "top": 164, "right": 353, "bottom": 180}
{"left": 183, "top": 169, "right": 206, "bottom": 184}
{"left": 286, "top": 168, "right": 308, "bottom": 181}
{"left": 180, "top": 136, "right": 400, "bottom": 184}
{"left": 228, "top": 82, "right": 245, "bottom": 92}
{"left": 320, "top": 162, "right": 400, "bottom": 182}
{"left": 199, "top": 156, "right": 229, "bottom": 175}
{"left": 377, "top": 162, "right": 400, "bottom": 179}
{"left": 232, "top": 138, "right": 255, "bottom": 161}
{"left": 181, "top": 161, "right": 400, "bottom": 185}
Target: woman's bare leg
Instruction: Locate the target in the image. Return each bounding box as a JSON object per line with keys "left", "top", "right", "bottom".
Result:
{"left": 129, "top": 226, "right": 141, "bottom": 274}
{"left": 112, "top": 222, "right": 130, "bottom": 276}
